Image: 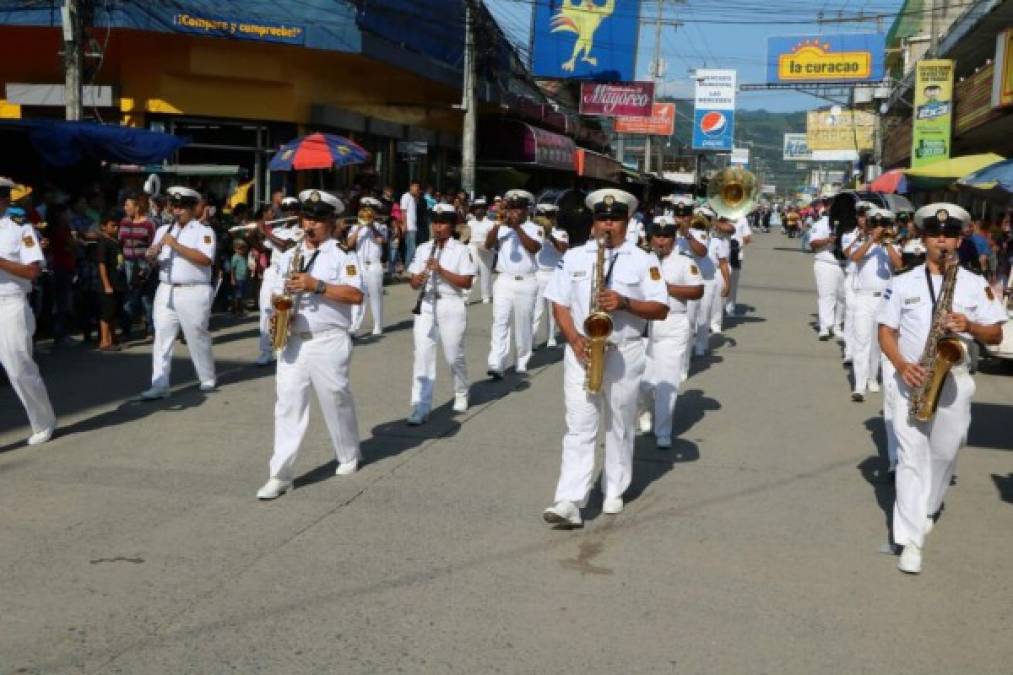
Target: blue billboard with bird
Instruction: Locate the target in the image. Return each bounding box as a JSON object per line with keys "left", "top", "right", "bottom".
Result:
{"left": 530, "top": 0, "right": 641, "bottom": 81}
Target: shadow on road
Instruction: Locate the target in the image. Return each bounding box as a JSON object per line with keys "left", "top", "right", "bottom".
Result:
{"left": 968, "top": 402, "right": 1013, "bottom": 451}
{"left": 858, "top": 415, "right": 896, "bottom": 541}
{"left": 991, "top": 473, "right": 1013, "bottom": 504}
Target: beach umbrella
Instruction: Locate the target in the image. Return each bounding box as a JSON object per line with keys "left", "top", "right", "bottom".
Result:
{"left": 904, "top": 153, "right": 1004, "bottom": 191}
{"left": 955, "top": 158, "right": 1013, "bottom": 199}
{"left": 269, "top": 133, "right": 369, "bottom": 171}
{"left": 869, "top": 168, "right": 908, "bottom": 194}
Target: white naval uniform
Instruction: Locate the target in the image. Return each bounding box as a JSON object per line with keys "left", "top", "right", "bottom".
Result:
{"left": 640, "top": 250, "right": 703, "bottom": 443}
{"left": 877, "top": 265, "right": 1005, "bottom": 549}
{"left": 681, "top": 231, "right": 717, "bottom": 357}
{"left": 408, "top": 238, "right": 477, "bottom": 413}
{"left": 488, "top": 221, "right": 543, "bottom": 373}
{"left": 532, "top": 226, "right": 569, "bottom": 345}
{"left": 151, "top": 220, "right": 217, "bottom": 390}
{"left": 625, "top": 218, "right": 645, "bottom": 248}
{"left": 841, "top": 229, "right": 860, "bottom": 359}
{"left": 726, "top": 217, "right": 752, "bottom": 313}
{"left": 258, "top": 226, "right": 300, "bottom": 359}
{"left": 851, "top": 239, "right": 898, "bottom": 394}
{"left": 0, "top": 216, "right": 56, "bottom": 435}
{"left": 348, "top": 222, "right": 387, "bottom": 334}
{"left": 267, "top": 239, "right": 364, "bottom": 480}
{"left": 467, "top": 217, "right": 496, "bottom": 302}
{"left": 701, "top": 235, "right": 730, "bottom": 342}
{"left": 809, "top": 216, "right": 845, "bottom": 334}
{"left": 544, "top": 240, "right": 668, "bottom": 505}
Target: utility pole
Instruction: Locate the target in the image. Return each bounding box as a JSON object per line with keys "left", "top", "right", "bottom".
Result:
{"left": 62, "top": 0, "right": 84, "bottom": 121}
{"left": 645, "top": 0, "right": 664, "bottom": 175}
{"left": 460, "top": 0, "right": 478, "bottom": 197}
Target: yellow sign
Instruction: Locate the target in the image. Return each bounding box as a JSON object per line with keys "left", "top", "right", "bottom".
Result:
{"left": 806, "top": 110, "right": 875, "bottom": 151}
{"left": 778, "top": 39, "right": 872, "bottom": 81}
{"left": 993, "top": 29, "right": 1013, "bottom": 108}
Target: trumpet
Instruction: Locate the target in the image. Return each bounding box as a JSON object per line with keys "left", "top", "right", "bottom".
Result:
{"left": 228, "top": 216, "right": 299, "bottom": 235}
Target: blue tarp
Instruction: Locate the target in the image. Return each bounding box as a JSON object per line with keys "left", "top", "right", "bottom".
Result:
{"left": 0, "top": 119, "right": 187, "bottom": 167}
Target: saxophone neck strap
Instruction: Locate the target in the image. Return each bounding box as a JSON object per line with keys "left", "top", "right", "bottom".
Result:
{"left": 603, "top": 250, "right": 619, "bottom": 288}
{"left": 300, "top": 249, "right": 320, "bottom": 274}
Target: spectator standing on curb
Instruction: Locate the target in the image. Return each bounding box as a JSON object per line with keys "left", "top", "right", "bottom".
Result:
{"left": 96, "top": 212, "right": 126, "bottom": 351}
{"left": 119, "top": 192, "right": 156, "bottom": 340}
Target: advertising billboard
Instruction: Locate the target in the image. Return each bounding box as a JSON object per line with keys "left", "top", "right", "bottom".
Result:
{"left": 783, "top": 133, "right": 813, "bottom": 160}
{"left": 614, "top": 103, "right": 675, "bottom": 135}
{"left": 992, "top": 29, "right": 1013, "bottom": 109}
{"left": 692, "top": 69, "right": 736, "bottom": 151}
{"left": 766, "top": 34, "right": 885, "bottom": 84}
{"left": 806, "top": 109, "right": 875, "bottom": 152}
{"left": 531, "top": 0, "right": 641, "bottom": 80}
{"left": 912, "top": 59, "right": 954, "bottom": 168}
{"left": 731, "top": 147, "right": 749, "bottom": 165}
{"left": 579, "top": 81, "right": 654, "bottom": 117}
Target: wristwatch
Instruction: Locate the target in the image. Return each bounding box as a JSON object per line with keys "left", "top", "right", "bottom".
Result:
{"left": 314, "top": 280, "right": 326, "bottom": 295}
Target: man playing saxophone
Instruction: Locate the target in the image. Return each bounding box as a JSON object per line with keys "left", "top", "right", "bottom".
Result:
{"left": 877, "top": 203, "right": 1004, "bottom": 573}
{"left": 257, "top": 190, "right": 365, "bottom": 500}
{"left": 542, "top": 189, "right": 668, "bottom": 528}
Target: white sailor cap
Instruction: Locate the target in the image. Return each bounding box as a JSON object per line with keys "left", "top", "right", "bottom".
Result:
{"left": 298, "top": 189, "right": 344, "bottom": 217}
{"left": 167, "top": 186, "right": 202, "bottom": 205}
{"left": 914, "top": 202, "right": 970, "bottom": 231}
{"left": 586, "top": 189, "right": 638, "bottom": 218}
{"left": 855, "top": 200, "right": 877, "bottom": 214}
{"left": 432, "top": 203, "right": 457, "bottom": 221}
{"left": 652, "top": 214, "right": 674, "bottom": 226}
{"left": 471, "top": 197, "right": 488, "bottom": 208}
{"left": 504, "top": 189, "right": 535, "bottom": 207}
{"left": 493, "top": 195, "right": 503, "bottom": 201}
{"left": 694, "top": 205, "right": 716, "bottom": 220}
{"left": 535, "top": 202, "right": 559, "bottom": 214}
{"left": 359, "top": 196, "right": 383, "bottom": 209}
{"left": 867, "top": 207, "right": 896, "bottom": 223}
{"left": 280, "top": 196, "right": 300, "bottom": 209}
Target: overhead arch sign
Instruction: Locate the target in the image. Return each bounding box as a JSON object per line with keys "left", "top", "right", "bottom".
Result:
{"left": 767, "top": 34, "right": 884, "bottom": 84}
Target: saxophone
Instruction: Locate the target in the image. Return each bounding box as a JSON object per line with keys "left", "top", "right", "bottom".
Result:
{"left": 909, "top": 252, "right": 966, "bottom": 422}
{"left": 583, "top": 235, "right": 614, "bottom": 393}
{"left": 269, "top": 244, "right": 304, "bottom": 352}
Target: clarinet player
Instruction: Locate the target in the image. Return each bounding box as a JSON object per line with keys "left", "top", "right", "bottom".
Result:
{"left": 405, "top": 204, "right": 477, "bottom": 425}
{"left": 877, "top": 203, "right": 1004, "bottom": 573}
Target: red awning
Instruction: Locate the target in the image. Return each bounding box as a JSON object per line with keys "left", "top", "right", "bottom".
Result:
{"left": 575, "top": 148, "right": 622, "bottom": 182}
{"left": 478, "top": 119, "right": 576, "bottom": 172}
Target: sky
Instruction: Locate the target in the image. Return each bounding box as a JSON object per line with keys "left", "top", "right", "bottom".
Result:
{"left": 485, "top": 0, "right": 907, "bottom": 118}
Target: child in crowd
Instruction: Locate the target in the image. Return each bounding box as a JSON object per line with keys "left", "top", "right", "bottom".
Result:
{"left": 230, "top": 239, "right": 250, "bottom": 316}
{"left": 96, "top": 212, "right": 127, "bottom": 351}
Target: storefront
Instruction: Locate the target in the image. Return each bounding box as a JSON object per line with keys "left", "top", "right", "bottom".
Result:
{"left": 477, "top": 118, "right": 577, "bottom": 197}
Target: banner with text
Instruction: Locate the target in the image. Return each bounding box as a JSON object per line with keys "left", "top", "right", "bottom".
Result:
{"left": 615, "top": 102, "right": 675, "bottom": 135}
{"left": 171, "top": 11, "right": 305, "bottom": 44}
{"left": 806, "top": 109, "right": 875, "bottom": 152}
{"left": 912, "top": 59, "right": 954, "bottom": 168}
{"left": 692, "top": 69, "right": 736, "bottom": 151}
{"left": 767, "top": 34, "right": 884, "bottom": 84}
{"left": 579, "top": 81, "right": 654, "bottom": 117}
{"left": 783, "top": 133, "right": 813, "bottom": 160}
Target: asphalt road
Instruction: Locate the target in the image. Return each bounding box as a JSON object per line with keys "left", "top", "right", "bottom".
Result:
{"left": 2, "top": 233, "right": 1011, "bottom": 675}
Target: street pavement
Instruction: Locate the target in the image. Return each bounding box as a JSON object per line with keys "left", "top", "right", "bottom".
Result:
{"left": 2, "top": 233, "right": 1012, "bottom": 675}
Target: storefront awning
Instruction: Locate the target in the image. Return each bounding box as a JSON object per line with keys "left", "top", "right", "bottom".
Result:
{"left": 478, "top": 119, "right": 576, "bottom": 172}
{"left": 0, "top": 119, "right": 187, "bottom": 168}
{"left": 575, "top": 148, "right": 622, "bottom": 183}
{"left": 904, "top": 153, "right": 1005, "bottom": 190}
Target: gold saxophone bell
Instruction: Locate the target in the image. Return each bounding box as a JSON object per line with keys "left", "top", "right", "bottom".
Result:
{"left": 707, "top": 166, "right": 757, "bottom": 221}
{"left": 583, "top": 235, "right": 614, "bottom": 394}
{"left": 269, "top": 245, "right": 304, "bottom": 352}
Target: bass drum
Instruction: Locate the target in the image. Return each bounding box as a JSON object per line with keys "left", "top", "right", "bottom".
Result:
{"left": 537, "top": 188, "right": 592, "bottom": 245}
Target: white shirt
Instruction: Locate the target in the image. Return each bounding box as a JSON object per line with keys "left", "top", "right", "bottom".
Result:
{"left": 853, "top": 241, "right": 898, "bottom": 293}
{"left": 545, "top": 239, "right": 668, "bottom": 343}
{"left": 0, "top": 216, "right": 44, "bottom": 296}
{"left": 654, "top": 250, "right": 704, "bottom": 323}
{"left": 265, "top": 226, "right": 301, "bottom": 276}
{"left": 469, "top": 217, "right": 496, "bottom": 251}
{"left": 625, "top": 219, "right": 644, "bottom": 246}
{"left": 154, "top": 219, "right": 216, "bottom": 284}
{"left": 809, "top": 216, "right": 838, "bottom": 265}
{"left": 536, "top": 227, "right": 569, "bottom": 271}
{"left": 707, "top": 236, "right": 730, "bottom": 268}
{"left": 878, "top": 264, "right": 1006, "bottom": 364}
{"left": 350, "top": 221, "right": 387, "bottom": 264}
{"left": 408, "top": 237, "right": 477, "bottom": 305}
{"left": 272, "top": 239, "right": 364, "bottom": 332}
{"left": 399, "top": 192, "right": 418, "bottom": 232}
{"left": 493, "top": 221, "right": 543, "bottom": 275}
{"left": 678, "top": 230, "right": 716, "bottom": 281}
{"left": 841, "top": 229, "right": 860, "bottom": 276}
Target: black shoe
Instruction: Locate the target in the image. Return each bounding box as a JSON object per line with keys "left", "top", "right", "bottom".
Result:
{"left": 851, "top": 392, "right": 864, "bottom": 402}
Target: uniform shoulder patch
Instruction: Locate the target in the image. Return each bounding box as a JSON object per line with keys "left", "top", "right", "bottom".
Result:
{"left": 649, "top": 266, "right": 661, "bottom": 281}
{"left": 690, "top": 264, "right": 699, "bottom": 276}
{"left": 985, "top": 286, "right": 995, "bottom": 301}
{"left": 22, "top": 235, "right": 36, "bottom": 248}
{"left": 346, "top": 264, "right": 358, "bottom": 276}
{"left": 203, "top": 235, "right": 212, "bottom": 245}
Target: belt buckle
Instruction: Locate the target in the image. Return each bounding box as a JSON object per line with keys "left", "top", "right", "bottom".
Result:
{"left": 514, "top": 275, "right": 524, "bottom": 281}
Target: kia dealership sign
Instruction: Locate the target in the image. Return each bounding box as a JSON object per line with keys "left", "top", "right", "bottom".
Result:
{"left": 692, "top": 69, "right": 736, "bottom": 151}
{"left": 579, "top": 81, "right": 655, "bottom": 117}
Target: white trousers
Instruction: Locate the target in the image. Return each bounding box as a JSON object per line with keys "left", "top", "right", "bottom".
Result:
{"left": 269, "top": 330, "right": 360, "bottom": 480}
{"left": 469, "top": 245, "right": 494, "bottom": 302}
{"left": 813, "top": 262, "right": 845, "bottom": 333}
{"left": 890, "top": 368, "right": 974, "bottom": 548}
{"left": 258, "top": 267, "right": 278, "bottom": 358}
{"left": 411, "top": 296, "right": 468, "bottom": 412}
{"left": 882, "top": 357, "right": 899, "bottom": 468}
{"left": 640, "top": 314, "right": 692, "bottom": 441}
{"left": 0, "top": 295, "right": 56, "bottom": 434}
{"left": 683, "top": 299, "right": 699, "bottom": 379}
{"left": 488, "top": 273, "right": 538, "bottom": 372}
{"left": 851, "top": 291, "right": 884, "bottom": 393}
{"left": 151, "top": 283, "right": 215, "bottom": 390}
{"left": 351, "top": 260, "right": 384, "bottom": 334}
{"left": 694, "top": 278, "right": 721, "bottom": 351}
{"left": 726, "top": 266, "right": 741, "bottom": 312}
{"left": 554, "top": 340, "right": 645, "bottom": 504}
{"left": 532, "top": 269, "right": 558, "bottom": 344}
{"left": 843, "top": 275, "right": 856, "bottom": 358}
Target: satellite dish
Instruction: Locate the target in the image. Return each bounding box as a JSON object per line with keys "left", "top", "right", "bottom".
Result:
{"left": 144, "top": 173, "right": 161, "bottom": 197}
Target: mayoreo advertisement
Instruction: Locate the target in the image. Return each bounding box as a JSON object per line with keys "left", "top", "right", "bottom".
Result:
{"left": 767, "top": 34, "right": 884, "bottom": 83}
{"left": 806, "top": 109, "right": 875, "bottom": 152}
{"left": 912, "top": 59, "right": 954, "bottom": 168}
{"left": 579, "top": 81, "right": 654, "bottom": 117}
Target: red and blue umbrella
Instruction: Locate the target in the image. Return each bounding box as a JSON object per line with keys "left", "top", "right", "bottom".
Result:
{"left": 269, "top": 132, "right": 369, "bottom": 171}
{"left": 956, "top": 158, "right": 1013, "bottom": 198}
{"left": 869, "top": 168, "right": 908, "bottom": 194}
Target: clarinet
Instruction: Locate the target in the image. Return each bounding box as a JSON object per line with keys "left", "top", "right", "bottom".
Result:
{"left": 411, "top": 241, "right": 444, "bottom": 315}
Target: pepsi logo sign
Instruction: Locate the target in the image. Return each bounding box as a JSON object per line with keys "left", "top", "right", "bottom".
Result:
{"left": 699, "top": 111, "right": 728, "bottom": 136}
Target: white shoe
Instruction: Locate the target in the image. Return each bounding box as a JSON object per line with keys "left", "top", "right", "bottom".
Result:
{"left": 818, "top": 330, "right": 831, "bottom": 340}
{"left": 482, "top": 298, "right": 491, "bottom": 304}
{"left": 406, "top": 406, "right": 428, "bottom": 426}
{"left": 843, "top": 355, "right": 853, "bottom": 365}
{"left": 27, "top": 428, "right": 54, "bottom": 446}
{"left": 679, "top": 370, "right": 688, "bottom": 384}
{"left": 868, "top": 379, "right": 881, "bottom": 393}
{"left": 335, "top": 460, "right": 358, "bottom": 476}
{"left": 452, "top": 393, "right": 469, "bottom": 413}
{"left": 254, "top": 352, "right": 274, "bottom": 366}
{"left": 851, "top": 391, "right": 865, "bottom": 402}
{"left": 602, "top": 496, "right": 624, "bottom": 515}
{"left": 656, "top": 437, "right": 672, "bottom": 449}
{"left": 199, "top": 382, "right": 216, "bottom": 393}
{"left": 140, "top": 387, "right": 169, "bottom": 400}
{"left": 543, "top": 501, "right": 582, "bottom": 528}
{"left": 898, "top": 543, "right": 922, "bottom": 574}
{"left": 257, "top": 477, "right": 292, "bottom": 500}
{"left": 547, "top": 338, "right": 558, "bottom": 348}
{"left": 638, "top": 410, "right": 652, "bottom": 434}
{"left": 833, "top": 325, "right": 844, "bottom": 337}
{"left": 924, "top": 516, "right": 935, "bottom": 536}
{"left": 371, "top": 328, "right": 383, "bottom": 336}
{"left": 516, "top": 367, "right": 528, "bottom": 375}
